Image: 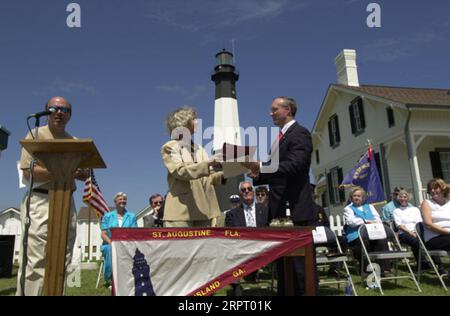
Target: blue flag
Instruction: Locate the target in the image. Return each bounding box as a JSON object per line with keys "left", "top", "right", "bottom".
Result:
{"left": 341, "top": 146, "right": 386, "bottom": 204}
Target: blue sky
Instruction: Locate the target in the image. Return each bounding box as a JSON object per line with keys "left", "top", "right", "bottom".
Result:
{"left": 1, "top": 0, "right": 450, "bottom": 213}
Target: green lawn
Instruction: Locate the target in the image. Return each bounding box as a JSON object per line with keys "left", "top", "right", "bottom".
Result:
{"left": 1, "top": 262, "right": 448, "bottom": 296}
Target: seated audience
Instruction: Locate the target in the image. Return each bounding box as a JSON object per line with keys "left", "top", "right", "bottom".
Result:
{"left": 420, "top": 178, "right": 450, "bottom": 253}
{"left": 225, "top": 181, "right": 269, "bottom": 295}
{"left": 382, "top": 186, "right": 404, "bottom": 222}
{"left": 255, "top": 186, "right": 269, "bottom": 208}
{"left": 344, "top": 186, "right": 391, "bottom": 277}
{"left": 393, "top": 190, "right": 424, "bottom": 266}
{"left": 143, "top": 193, "right": 164, "bottom": 227}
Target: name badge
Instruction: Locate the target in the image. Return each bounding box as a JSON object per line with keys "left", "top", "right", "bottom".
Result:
{"left": 366, "top": 223, "right": 387, "bottom": 240}
{"left": 312, "top": 226, "right": 328, "bottom": 244}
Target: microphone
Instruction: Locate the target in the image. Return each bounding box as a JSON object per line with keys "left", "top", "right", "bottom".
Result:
{"left": 28, "top": 107, "right": 56, "bottom": 119}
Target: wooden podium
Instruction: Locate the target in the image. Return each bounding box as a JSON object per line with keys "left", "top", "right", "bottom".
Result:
{"left": 20, "top": 139, "right": 106, "bottom": 296}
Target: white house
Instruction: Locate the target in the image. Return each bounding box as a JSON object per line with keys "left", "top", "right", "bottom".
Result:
{"left": 312, "top": 49, "right": 450, "bottom": 216}
{"left": 0, "top": 207, "right": 21, "bottom": 263}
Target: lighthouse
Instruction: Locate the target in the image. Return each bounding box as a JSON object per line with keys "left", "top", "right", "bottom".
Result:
{"left": 211, "top": 49, "right": 244, "bottom": 210}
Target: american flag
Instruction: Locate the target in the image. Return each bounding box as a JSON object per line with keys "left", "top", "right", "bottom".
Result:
{"left": 83, "top": 169, "right": 110, "bottom": 219}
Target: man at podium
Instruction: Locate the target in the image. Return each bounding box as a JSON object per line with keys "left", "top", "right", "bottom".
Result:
{"left": 16, "top": 96, "right": 89, "bottom": 296}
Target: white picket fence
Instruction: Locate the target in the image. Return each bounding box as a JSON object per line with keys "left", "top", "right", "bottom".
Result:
{"left": 71, "top": 220, "right": 103, "bottom": 263}
{"left": 329, "top": 214, "right": 345, "bottom": 236}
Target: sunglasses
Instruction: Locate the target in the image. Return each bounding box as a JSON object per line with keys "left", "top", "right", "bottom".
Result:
{"left": 240, "top": 187, "right": 253, "bottom": 193}
{"left": 153, "top": 201, "right": 163, "bottom": 205}
{"left": 49, "top": 106, "right": 71, "bottom": 114}
{"left": 256, "top": 193, "right": 266, "bottom": 197}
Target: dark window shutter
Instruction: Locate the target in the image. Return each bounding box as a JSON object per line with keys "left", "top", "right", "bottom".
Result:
{"left": 335, "top": 115, "right": 341, "bottom": 143}
{"left": 328, "top": 119, "right": 333, "bottom": 147}
{"left": 327, "top": 172, "right": 335, "bottom": 205}
{"left": 349, "top": 105, "right": 356, "bottom": 134}
{"left": 338, "top": 168, "right": 346, "bottom": 203}
{"left": 373, "top": 152, "right": 386, "bottom": 196}
{"left": 374, "top": 152, "right": 383, "bottom": 185}
{"left": 386, "top": 107, "right": 395, "bottom": 127}
{"left": 429, "top": 151, "right": 443, "bottom": 179}
{"left": 358, "top": 98, "right": 366, "bottom": 129}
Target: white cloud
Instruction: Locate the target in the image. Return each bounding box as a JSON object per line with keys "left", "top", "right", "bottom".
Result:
{"left": 142, "top": 0, "right": 308, "bottom": 31}
{"left": 360, "top": 30, "right": 444, "bottom": 62}
{"left": 155, "top": 83, "right": 207, "bottom": 100}
{"left": 33, "top": 77, "right": 96, "bottom": 96}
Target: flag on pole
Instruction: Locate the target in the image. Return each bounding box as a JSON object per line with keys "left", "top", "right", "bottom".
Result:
{"left": 340, "top": 145, "right": 386, "bottom": 204}
{"left": 111, "top": 227, "right": 312, "bottom": 296}
{"left": 83, "top": 169, "right": 110, "bottom": 219}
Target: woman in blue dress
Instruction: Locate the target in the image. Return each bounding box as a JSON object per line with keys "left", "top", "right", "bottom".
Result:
{"left": 101, "top": 192, "right": 137, "bottom": 285}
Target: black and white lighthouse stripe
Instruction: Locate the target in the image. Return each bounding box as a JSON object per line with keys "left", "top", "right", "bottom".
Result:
{"left": 212, "top": 49, "right": 241, "bottom": 151}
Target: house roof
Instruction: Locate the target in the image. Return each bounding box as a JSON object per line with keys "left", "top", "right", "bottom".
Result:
{"left": 77, "top": 206, "right": 115, "bottom": 221}
{"left": 0, "top": 207, "right": 20, "bottom": 216}
{"left": 313, "top": 83, "right": 450, "bottom": 134}
{"left": 336, "top": 84, "right": 450, "bottom": 107}
{"left": 77, "top": 207, "right": 99, "bottom": 221}
{"left": 136, "top": 205, "right": 152, "bottom": 219}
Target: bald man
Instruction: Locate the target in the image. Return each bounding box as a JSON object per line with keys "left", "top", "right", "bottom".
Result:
{"left": 16, "top": 97, "right": 89, "bottom": 296}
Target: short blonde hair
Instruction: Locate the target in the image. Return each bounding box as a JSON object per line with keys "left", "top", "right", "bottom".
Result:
{"left": 348, "top": 186, "right": 366, "bottom": 202}
{"left": 165, "top": 106, "right": 197, "bottom": 134}
{"left": 113, "top": 192, "right": 127, "bottom": 203}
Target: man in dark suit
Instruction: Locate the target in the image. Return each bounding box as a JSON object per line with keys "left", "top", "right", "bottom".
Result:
{"left": 225, "top": 181, "right": 269, "bottom": 295}
{"left": 243, "top": 96, "right": 317, "bottom": 296}
{"left": 225, "top": 182, "right": 269, "bottom": 228}
{"left": 143, "top": 194, "right": 164, "bottom": 228}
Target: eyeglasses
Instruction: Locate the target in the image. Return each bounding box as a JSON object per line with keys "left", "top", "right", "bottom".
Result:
{"left": 256, "top": 193, "right": 266, "bottom": 197}
{"left": 49, "top": 106, "right": 71, "bottom": 114}
{"left": 153, "top": 201, "right": 163, "bottom": 205}
{"left": 240, "top": 187, "right": 253, "bottom": 193}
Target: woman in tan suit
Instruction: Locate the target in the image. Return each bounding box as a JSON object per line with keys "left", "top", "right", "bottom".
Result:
{"left": 161, "top": 106, "right": 224, "bottom": 227}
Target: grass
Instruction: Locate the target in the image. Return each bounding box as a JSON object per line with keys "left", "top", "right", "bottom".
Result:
{"left": 1, "top": 261, "right": 449, "bottom": 296}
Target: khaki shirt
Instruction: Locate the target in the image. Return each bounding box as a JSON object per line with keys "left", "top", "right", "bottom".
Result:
{"left": 19, "top": 125, "right": 75, "bottom": 190}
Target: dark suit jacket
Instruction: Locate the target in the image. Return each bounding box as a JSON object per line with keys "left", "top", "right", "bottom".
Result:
{"left": 254, "top": 122, "right": 316, "bottom": 223}
{"left": 142, "top": 207, "right": 164, "bottom": 228}
{"left": 225, "top": 203, "right": 269, "bottom": 228}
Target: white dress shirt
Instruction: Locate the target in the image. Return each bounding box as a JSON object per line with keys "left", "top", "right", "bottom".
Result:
{"left": 260, "top": 120, "right": 296, "bottom": 173}
{"left": 243, "top": 202, "right": 257, "bottom": 227}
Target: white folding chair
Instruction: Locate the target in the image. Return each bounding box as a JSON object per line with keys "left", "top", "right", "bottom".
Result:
{"left": 314, "top": 226, "right": 358, "bottom": 296}
{"left": 415, "top": 222, "right": 449, "bottom": 291}
{"left": 358, "top": 223, "right": 422, "bottom": 295}
{"left": 95, "top": 259, "right": 104, "bottom": 289}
